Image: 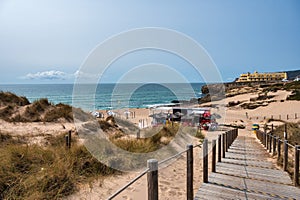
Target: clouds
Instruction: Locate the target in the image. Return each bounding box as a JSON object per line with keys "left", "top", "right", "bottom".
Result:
{"left": 25, "top": 70, "right": 67, "bottom": 80}
{"left": 23, "top": 70, "right": 100, "bottom": 83}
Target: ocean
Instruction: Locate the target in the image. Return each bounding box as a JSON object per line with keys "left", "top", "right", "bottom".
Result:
{"left": 0, "top": 83, "right": 204, "bottom": 111}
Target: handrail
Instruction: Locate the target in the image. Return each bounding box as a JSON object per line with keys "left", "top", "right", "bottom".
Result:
{"left": 107, "top": 143, "right": 199, "bottom": 199}
{"left": 287, "top": 142, "right": 295, "bottom": 148}
{"left": 263, "top": 129, "right": 296, "bottom": 148}
{"left": 107, "top": 168, "right": 149, "bottom": 200}
{"left": 257, "top": 124, "right": 300, "bottom": 186}
{"left": 108, "top": 128, "right": 238, "bottom": 199}
{"left": 158, "top": 148, "right": 188, "bottom": 165}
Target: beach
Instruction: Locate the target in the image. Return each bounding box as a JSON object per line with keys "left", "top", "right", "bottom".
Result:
{"left": 1, "top": 84, "right": 300, "bottom": 199}
{"left": 68, "top": 88, "right": 300, "bottom": 199}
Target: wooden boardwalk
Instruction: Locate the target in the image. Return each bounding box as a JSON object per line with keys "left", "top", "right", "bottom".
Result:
{"left": 195, "top": 130, "right": 300, "bottom": 200}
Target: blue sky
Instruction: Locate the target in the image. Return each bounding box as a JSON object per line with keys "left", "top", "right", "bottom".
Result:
{"left": 0, "top": 0, "right": 299, "bottom": 84}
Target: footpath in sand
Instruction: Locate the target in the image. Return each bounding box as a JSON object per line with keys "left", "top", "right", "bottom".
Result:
{"left": 195, "top": 128, "right": 300, "bottom": 200}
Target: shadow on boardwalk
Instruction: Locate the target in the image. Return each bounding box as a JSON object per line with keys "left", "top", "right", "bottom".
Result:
{"left": 195, "top": 129, "right": 300, "bottom": 200}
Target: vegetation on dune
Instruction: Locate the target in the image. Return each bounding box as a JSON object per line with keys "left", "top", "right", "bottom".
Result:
{"left": 0, "top": 132, "right": 117, "bottom": 200}
{"left": 0, "top": 91, "right": 30, "bottom": 106}
{"left": 271, "top": 122, "right": 300, "bottom": 145}
{"left": 286, "top": 90, "right": 300, "bottom": 101}
{"left": 109, "top": 123, "right": 180, "bottom": 153}
{"left": 0, "top": 92, "right": 74, "bottom": 122}
{"left": 0, "top": 105, "right": 15, "bottom": 121}
{"left": 44, "top": 103, "right": 73, "bottom": 122}
{"left": 260, "top": 81, "right": 300, "bottom": 101}
{"left": 270, "top": 122, "right": 300, "bottom": 181}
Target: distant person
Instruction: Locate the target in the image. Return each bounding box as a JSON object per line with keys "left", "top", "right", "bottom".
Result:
{"left": 246, "top": 112, "right": 248, "bottom": 119}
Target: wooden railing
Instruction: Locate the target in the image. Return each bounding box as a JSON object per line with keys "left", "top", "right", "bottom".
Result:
{"left": 256, "top": 125, "right": 300, "bottom": 186}
{"left": 107, "top": 129, "right": 238, "bottom": 200}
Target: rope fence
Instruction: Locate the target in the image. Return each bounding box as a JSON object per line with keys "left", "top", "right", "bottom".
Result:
{"left": 107, "top": 129, "right": 239, "bottom": 200}
{"left": 256, "top": 125, "right": 300, "bottom": 186}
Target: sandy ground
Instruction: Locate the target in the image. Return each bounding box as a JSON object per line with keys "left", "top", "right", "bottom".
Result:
{"left": 66, "top": 129, "right": 224, "bottom": 200}
{"left": 1, "top": 89, "right": 300, "bottom": 199}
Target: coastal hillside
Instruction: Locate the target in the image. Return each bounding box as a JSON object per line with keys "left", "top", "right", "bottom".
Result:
{"left": 199, "top": 79, "right": 300, "bottom": 104}
{"left": 286, "top": 69, "right": 300, "bottom": 80}
{"left": 0, "top": 92, "right": 73, "bottom": 123}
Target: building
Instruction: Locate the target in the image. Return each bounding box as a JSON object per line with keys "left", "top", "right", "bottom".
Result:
{"left": 236, "top": 71, "right": 287, "bottom": 82}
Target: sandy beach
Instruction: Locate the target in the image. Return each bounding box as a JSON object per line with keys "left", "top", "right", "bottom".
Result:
{"left": 1, "top": 88, "right": 300, "bottom": 200}
{"left": 66, "top": 89, "right": 300, "bottom": 199}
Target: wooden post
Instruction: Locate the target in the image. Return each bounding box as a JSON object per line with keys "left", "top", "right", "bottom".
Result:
{"left": 147, "top": 159, "right": 158, "bottom": 200}
{"left": 68, "top": 130, "right": 72, "bottom": 148}
{"left": 65, "top": 135, "right": 69, "bottom": 149}
{"left": 226, "top": 132, "right": 229, "bottom": 152}
{"left": 212, "top": 139, "right": 216, "bottom": 173}
{"left": 284, "top": 124, "right": 288, "bottom": 140}
{"left": 269, "top": 133, "right": 272, "bottom": 153}
{"left": 218, "top": 134, "right": 221, "bottom": 162}
{"left": 283, "top": 140, "right": 288, "bottom": 171}
{"left": 287, "top": 114, "right": 289, "bottom": 120}
{"left": 294, "top": 145, "right": 300, "bottom": 186}
{"left": 203, "top": 139, "right": 208, "bottom": 183}
{"left": 264, "top": 124, "right": 267, "bottom": 148}
{"left": 277, "top": 138, "right": 281, "bottom": 161}
{"left": 222, "top": 133, "right": 226, "bottom": 158}
{"left": 295, "top": 113, "right": 297, "bottom": 119}
{"left": 266, "top": 133, "right": 269, "bottom": 150}
{"left": 186, "top": 144, "right": 193, "bottom": 200}
{"left": 273, "top": 136, "right": 276, "bottom": 156}
{"left": 262, "top": 128, "right": 266, "bottom": 147}
{"left": 260, "top": 131, "right": 263, "bottom": 142}
{"left": 229, "top": 130, "right": 232, "bottom": 148}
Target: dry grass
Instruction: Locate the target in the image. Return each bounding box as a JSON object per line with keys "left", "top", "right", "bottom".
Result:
{"left": 272, "top": 122, "right": 300, "bottom": 145}
{"left": 272, "top": 122, "right": 300, "bottom": 185}
{"left": 110, "top": 124, "right": 179, "bottom": 153}
{"left": 0, "top": 91, "right": 30, "bottom": 106}
{"left": 44, "top": 103, "right": 73, "bottom": 122}
{"left": 109, "top": 123, "right": 205, "bottom": 153}
{"left": 0, "top": 132, "right": 117, "bottom": 200}
{"left": 0, "top": 93, "right": 74, "bottom": 123}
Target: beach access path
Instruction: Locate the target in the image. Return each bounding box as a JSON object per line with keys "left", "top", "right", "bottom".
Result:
{"left": 195, "top": 129, "right": 300, "bottom": 200}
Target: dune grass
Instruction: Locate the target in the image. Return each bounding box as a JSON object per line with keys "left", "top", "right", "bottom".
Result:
{"left": 0, "top": 132, "right": 117, "bottom": 200}
{"left": 272, "top": 122, "right": 300, "bottom": 145}
{"left": 44, "top": 103, "right": 73, "bottom": 122}
{"left": 271, "top": 122, "right": 300, "bottom": 183}
{"left": 109, "top": 123, "right": 180, "bottom": 153}
{"left": 0, "top": 91, "right": 30, "bottom": 106}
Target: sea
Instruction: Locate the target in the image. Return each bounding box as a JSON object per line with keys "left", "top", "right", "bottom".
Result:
{"left": 0, "top": 83, "right": 204, "bottom": 111}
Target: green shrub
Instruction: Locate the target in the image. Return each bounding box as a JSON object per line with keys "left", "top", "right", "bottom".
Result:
{"left": 287, "top": 90, "right": 300, "bottom": 101}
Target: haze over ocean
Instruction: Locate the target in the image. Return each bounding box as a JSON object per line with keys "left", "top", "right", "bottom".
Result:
{"left": 0, "top": 83, "right": 204, "bottom": 111}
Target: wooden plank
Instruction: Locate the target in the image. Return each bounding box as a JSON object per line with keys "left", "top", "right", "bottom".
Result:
{"left": 196, "top": 130, "right": 300, "bottom": 200}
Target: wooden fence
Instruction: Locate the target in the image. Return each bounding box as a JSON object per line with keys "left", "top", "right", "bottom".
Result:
{"left": 107, "top": 129, "right": 238, "bottom": 200}
{"left": 249, "top": 112, "right": 300, "bottom": 121}
{"left": 256, "top": 125, "right": 300, "bottom": 186}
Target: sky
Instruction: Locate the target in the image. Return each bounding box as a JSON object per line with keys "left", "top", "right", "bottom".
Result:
{"left": 0, "top": 0, "right": 299, "bottom": 84}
